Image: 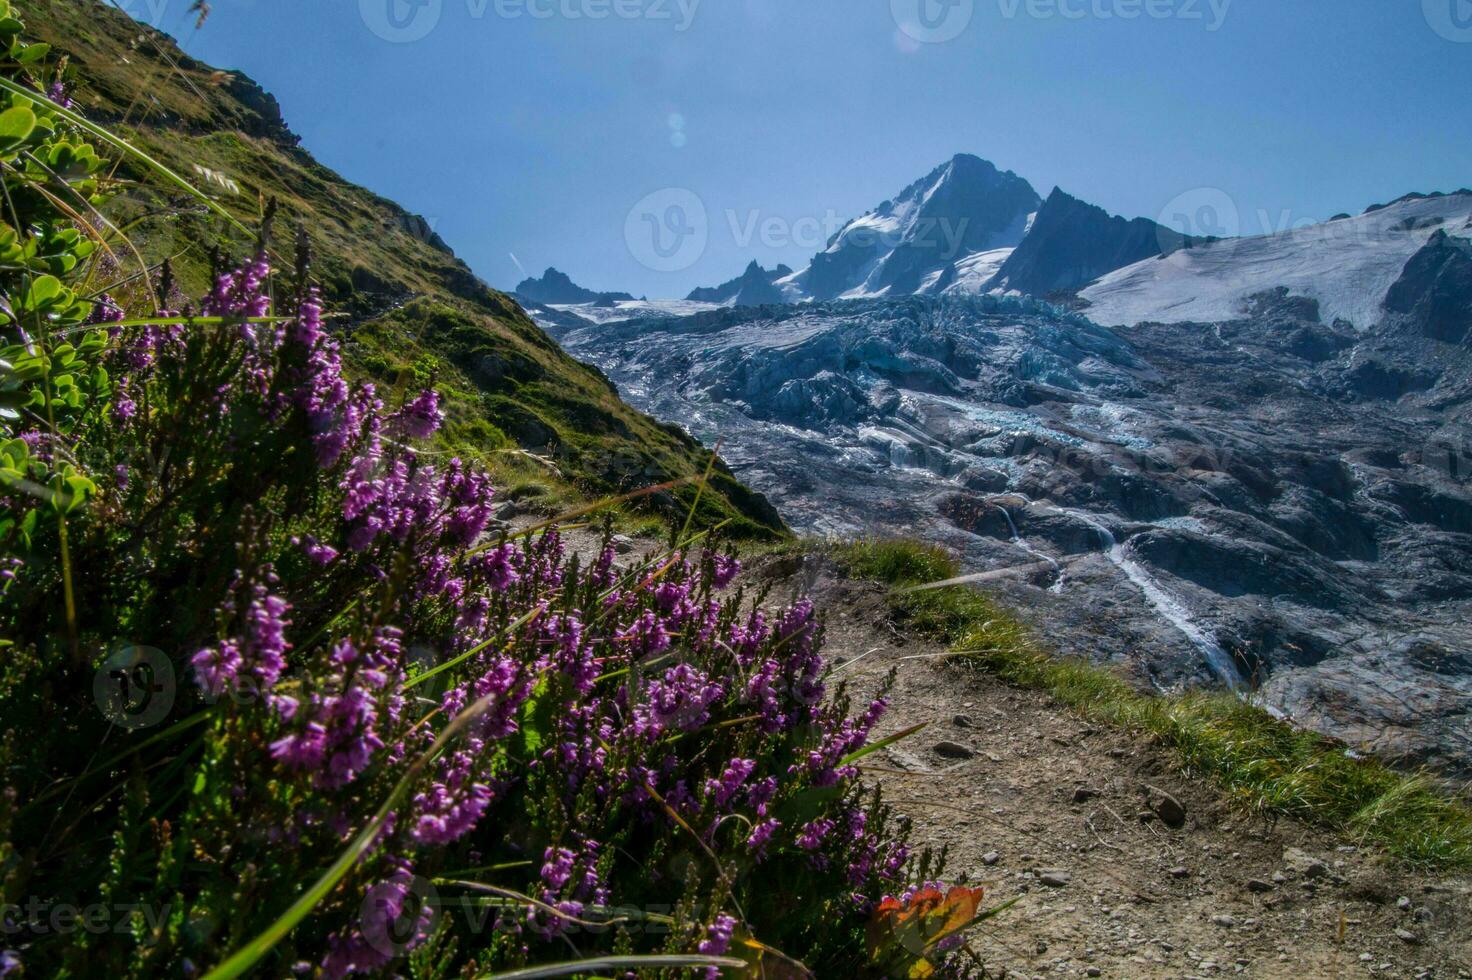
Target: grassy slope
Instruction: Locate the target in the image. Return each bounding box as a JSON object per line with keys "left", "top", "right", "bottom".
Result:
{"left": 829, "top": 538, "right": 1472, "bottom": 870}
{"left": 20, "top": 0, "right": 785, "bottom": 539}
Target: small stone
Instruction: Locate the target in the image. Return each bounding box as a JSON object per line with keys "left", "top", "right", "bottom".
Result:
{"left": 1145, "top": 786, "right": 1187, "bottom": 828}
{"left": 1246, "top": 879, "right": 1274, "bottom": 893}
{"left": 1396, "top": 928, "right": 1420, "bottom": 945}
{"left": 1072, "top": 786, "right": 1103, "bottom": 804}
{"left": 933, "top": 741, "right": 975, "bottom": 760}
{"left": 1108, "top": 747, "right": 1129, "bottom": 758}
{"left": 1397, "top": 896, "right": 1412, "bottom": 911}
{"left": 1039, "top": 870, "right": 1072, "bottom": 888}
{"left": 1272, "top": 871, "right": 1288, "bottom": 884}
{"left": 1211, "top": 914, "right": 1237, "bottom": 928}
{"left": 953, "top": 714, "right": 975, "bottom": 728}
{"left": 982, "top": 851, "right": 1000, "bottom": 866}
{"left": 1086, "top": 969, "right": 1102, "bottom": 978}
{"left": 1282, "top": 847, "right": 1329, "bottom": 879}
{"left": 610, "top": 534, "right": 637, "bottom": 555}
{"left": 1360, "top": 953, "right": 1374, "bottom": 962}
{"left": 1169, "top": 866, "right": 1191, "bottom": 879}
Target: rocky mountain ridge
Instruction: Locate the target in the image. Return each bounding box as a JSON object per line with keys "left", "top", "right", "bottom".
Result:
{"left": 686, "top": 260, "right": 793, "bottom": 306}
{"left": 514, "top": 266, "right": 636, "bottom": 306}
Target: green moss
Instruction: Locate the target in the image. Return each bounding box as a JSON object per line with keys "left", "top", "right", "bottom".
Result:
{"left": 830, "top": 537, "right": 1472, "bottom": 870}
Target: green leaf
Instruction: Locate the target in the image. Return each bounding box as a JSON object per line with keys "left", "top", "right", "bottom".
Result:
{"left": 839, "top": 722, "right": 929, "bottom": 766}
{"left": 0, "top": 104, "right": 34, "bottom": 148}
{"left": 23, "top": 274, "right": 60, "bottom": 309}
{"left": 472, "top": 955, "right": 749, "bottom": 979}
{"left": 518, "top": 675, "right": 553, "bottom": 757}
{"left": 0, "top": 438, "right": 27, "bottom": 465}
{"left": 12, "top": 41, "right": 47, "bottom": 64}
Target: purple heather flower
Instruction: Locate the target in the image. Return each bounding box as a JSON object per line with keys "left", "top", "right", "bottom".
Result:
{"left": 541, "top": 846, "right": 577, "bottom": 891}
{"left": 411, "top": 745, "right": 495, "bottom": 845}
{"left": 321, "top": 866, "right": 432, "bottom": 978}
{"left": 617, "top": 610, "right": 670, "bottom": 658}
{"left": 710, "top": 552, "right": 741, "bottom": 590}
{"left": 698, "top": 913, "right": 738, "bottom": 978}
{"left": 112, "top": 383, "right": 138, "bottom": 422}
{"left": 632, "top": 662, "right": 723, "bottom": 738}
{"left": 295, "top": 535, "right": 339, "bottom": 565}
{"left": 797, "top": 817, "right": 835, "bottom": 851}
{"left": 747, "top": 818, "right": 780, "bottom": 858}
{"left": 394, "top": 389, "right": 444, "bottom": 440}
{"left": 190, "top": 639, "right": 243, "bottom": 698}
{"left": 472, "top": 543, "right": 521, "bottom": 592}
{"left": 704, "top": 758, "right": 756, "bottom": 809}
{"left": 84, "top": 293, "right": 124, "bottom": 325}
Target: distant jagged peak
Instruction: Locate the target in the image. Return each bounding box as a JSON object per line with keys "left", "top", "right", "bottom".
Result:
{"left": 686, "top": 260, "right": 793, "bottom": 307}
{"left": 514, "top": 267, "right": 634, "bottom": 306}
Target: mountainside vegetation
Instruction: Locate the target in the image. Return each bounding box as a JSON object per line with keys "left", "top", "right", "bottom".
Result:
{"left": 14, "top": 0, "right": 784, "bottom": 541}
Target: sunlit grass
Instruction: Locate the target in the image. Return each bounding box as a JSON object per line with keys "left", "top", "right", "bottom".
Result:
{"left": 829, "top": 537, "right": 1472, "bottom": 869}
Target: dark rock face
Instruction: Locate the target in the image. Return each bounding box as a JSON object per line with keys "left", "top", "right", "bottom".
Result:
{"left": 543, "top": 289, "right": 1472, "bottom": 775}
{"left": 796, "top": 154, "right": 1041, "bottom": 300}
{"left": 986, "top": 187, "right": 1207, "bottom": 298}
{"left": 515, "top": 267, "right": 634, "bottom": 306}
{"left": 686, "top": 261, "right": 792, "bottom": 306}
{"left": 1383, "top": 230, "right": 1472, "bottom": 344}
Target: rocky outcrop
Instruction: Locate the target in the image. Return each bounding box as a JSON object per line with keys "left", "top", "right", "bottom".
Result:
{"left": 986, "top": 187, "right": 1206, "bottom": 298}
{"left": 1383, "top": 230, "right": 1472, "bottom": 344}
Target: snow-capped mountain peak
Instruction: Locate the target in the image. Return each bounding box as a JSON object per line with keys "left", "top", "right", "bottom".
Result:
{"left": 784, "top": 154, "right": 1041, "bottom": 301}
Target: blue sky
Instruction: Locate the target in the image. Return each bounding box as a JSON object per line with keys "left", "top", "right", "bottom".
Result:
{"left": 136, "top": 0, "right": 1472, "bottom": 299}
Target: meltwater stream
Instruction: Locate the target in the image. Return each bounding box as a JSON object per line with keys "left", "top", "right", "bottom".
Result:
{"left": 991, "top": 502, "right": 1066, "bottom": 594}
{"left": 1003, "top": 499, "right": 1246, "bottom": 690}
{"left": 1079, "top": 515, "right": 1245, "bottom": 690}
